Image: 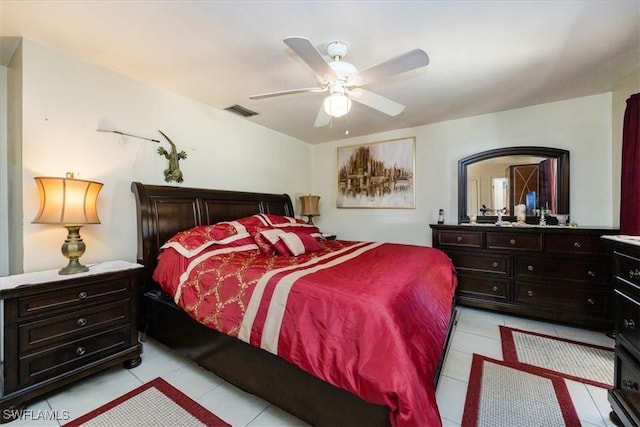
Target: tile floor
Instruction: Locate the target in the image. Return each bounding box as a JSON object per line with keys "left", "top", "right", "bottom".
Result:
{"left": 9, "top": 305, "right": 616, "bottom": 426}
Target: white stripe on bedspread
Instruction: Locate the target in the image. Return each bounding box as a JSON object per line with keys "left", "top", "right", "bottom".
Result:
{"left": 238, "top": 242, "right": 382, "bottom": 354}
{"left": 260, "top": 242, "right": 383, "bottom": 353}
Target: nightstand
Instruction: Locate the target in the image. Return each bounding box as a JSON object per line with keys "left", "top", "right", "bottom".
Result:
{"left": 0, "top": 261, "right": 143, "bottom": 423}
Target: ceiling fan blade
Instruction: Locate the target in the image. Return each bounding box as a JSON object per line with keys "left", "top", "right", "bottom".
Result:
{"left": 249, "top": 87, "right": 325, "bottom": 100}
{"left": 314, "top": 103, "right": 331, "bottom": 127}
{"left": 351, "top": 89, "right": 405, "bottom": 116}
{"left": 351, "top": 49, "right": 429, "bottom": 87}
{"left": 284, "top": 36, "right": 338, "bottom": 83}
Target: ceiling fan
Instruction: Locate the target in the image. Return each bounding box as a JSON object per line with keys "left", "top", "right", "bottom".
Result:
{"left": 249, "top": 37, "right": 430, "bottom": 127}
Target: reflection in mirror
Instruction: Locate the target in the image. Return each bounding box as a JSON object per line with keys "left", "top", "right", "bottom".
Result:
{"left": 467, "top": 155, "right": 553, "bottom": 216}
{"left": 458, "top": 147, "right": 569, "bottom": 224}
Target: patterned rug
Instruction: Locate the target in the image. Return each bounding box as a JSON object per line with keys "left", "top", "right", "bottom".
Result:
{"left": 500, "top": 326, "right": 614, "bottom": 388}
{"left": 461, "top": 354, "right": 581, "bottom": 427}
{"left": 64, "top": 377, "right": 229, "bottom": 427}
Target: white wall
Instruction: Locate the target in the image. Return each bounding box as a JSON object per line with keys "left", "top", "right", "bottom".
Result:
{"left": 311, "top": 94, "right": 616, "bottom": 246}
{"left": 18, "top": 40, "right": 312, "bottom": 273}
{"left": 0, "top": 66, "right": 8, "bottom": 276}
{"left": 6, "top": 42, "right": 22, "bottom": 275}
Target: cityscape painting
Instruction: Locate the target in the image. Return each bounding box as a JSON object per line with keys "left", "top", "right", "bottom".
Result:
{"left": 337, "top": 137, "right": 415, "bottom": 208}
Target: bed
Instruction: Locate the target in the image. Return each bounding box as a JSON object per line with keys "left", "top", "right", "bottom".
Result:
{"left": 131, "top": 181, "right": 457, "bottom": 426}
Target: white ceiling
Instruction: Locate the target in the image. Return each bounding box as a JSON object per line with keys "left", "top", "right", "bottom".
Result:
{"left": 1, "top": 1, "right": 639, "bottom": 144}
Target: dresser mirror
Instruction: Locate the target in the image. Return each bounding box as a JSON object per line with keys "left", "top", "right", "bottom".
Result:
{"left": 458, "top": 146, "right": 569, "bottom": 224}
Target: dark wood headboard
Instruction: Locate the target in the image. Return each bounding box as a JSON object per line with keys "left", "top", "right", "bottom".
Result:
{"left": 131, "top": 182, "right": 294, "bottom": 288}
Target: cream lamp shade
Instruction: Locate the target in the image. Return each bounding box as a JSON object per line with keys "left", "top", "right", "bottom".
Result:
{"left": 32, "top": 173, "right": 103, "bottom": 275}
{"left": 300, "top": 194, "right": 320, "bottom": 224}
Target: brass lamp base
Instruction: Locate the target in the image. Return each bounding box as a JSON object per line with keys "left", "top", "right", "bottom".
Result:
{"left": 59, "top": 225, "right": 89, "bottom": 275}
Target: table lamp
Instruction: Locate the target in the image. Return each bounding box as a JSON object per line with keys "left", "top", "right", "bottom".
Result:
{"left": 32, "top": 173, "right": 103, "bottom": 275}
{"left": 299, "top": 194, "right": 320, "bottom": 225}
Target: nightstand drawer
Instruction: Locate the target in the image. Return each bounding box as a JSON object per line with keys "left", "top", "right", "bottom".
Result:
{"left": 614, "top": 250, "right": 640, "bottom": 288}
{"left": 19, "top": 326, "right": 131, "bottom": 387}
{"left": 18, "top": 277, "right": 130, "bottom": 317}
{"left": 19, "top": 299, "right": 131, "bottom": 352}
{"left": 616, "top": 346, "right": 640, "bottom": 417}
{"left": 615, "top": 288, "right": 640, "bottom": 353}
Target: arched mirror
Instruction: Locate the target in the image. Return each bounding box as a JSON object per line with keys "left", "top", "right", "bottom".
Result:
{"left": 458, "top": 147, "right": 569, "bottom": 224}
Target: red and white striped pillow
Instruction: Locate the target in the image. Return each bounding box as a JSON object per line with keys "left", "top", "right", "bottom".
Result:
{"left": 259, "top": 228, "right": 322, "bottom": 256}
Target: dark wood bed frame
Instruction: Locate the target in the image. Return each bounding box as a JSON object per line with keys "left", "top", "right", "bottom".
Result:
{"left": 131, "top": 181, "right": 456, "bottom": 426}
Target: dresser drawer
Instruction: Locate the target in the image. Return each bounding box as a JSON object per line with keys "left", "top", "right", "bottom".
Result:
{"left": 18, "top": 277, "right": 130, "bottom": 318}
{"left": 447, "top": 252, "right": 509, "bottom": 275}
{"left": 436, "top": 230, "right": 483, "bottom": 248}
{"left": 515, "top": 281, "right": 609, "bottom": 315}
{"left": 615, "top": 346, "right": 640, "bottom": 418}
{"left": 486, "top": 232, "right": 542, "bottom": 251}
{"left": 615, "top": 288, "right": 640, "bottom": 353}
{"left": 19, "top": 326, "right": 131, "bottom": 387}
{"left": 19, "top": 299, "right": 131, "bottom": 352}
{"left": 614, "top": 250, "right": 640, "bottom": 288}
{"left": 546, "top": 233, "right": 608, "bottom": 255}
{"left": 515, "top": 256, "right": 608, "bottom": 283}
{"left": 457, "top": 275, "right": 509, "bottom": 301}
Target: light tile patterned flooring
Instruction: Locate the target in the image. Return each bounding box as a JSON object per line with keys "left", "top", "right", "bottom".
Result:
{"left": 10, "top": 306, "right": 616, "bottom": 426}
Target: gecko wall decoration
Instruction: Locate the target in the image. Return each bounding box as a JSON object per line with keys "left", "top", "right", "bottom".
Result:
{"left": 157, "top": 130, "right": 187, "bottom": 183}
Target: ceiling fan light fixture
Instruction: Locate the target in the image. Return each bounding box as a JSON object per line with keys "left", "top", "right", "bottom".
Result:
{"left": 323, "top": 93, "right": 352, "bottom": 118}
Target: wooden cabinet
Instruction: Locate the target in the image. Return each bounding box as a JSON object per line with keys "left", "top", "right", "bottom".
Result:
{"left": 0, "top": 261, "right": 143, "bottom": 423}
{"left": 605, "top": 236, "right": 640, "bottom": 426}
{"left": 430, "top": 224, "right": 618, "bottom": 329}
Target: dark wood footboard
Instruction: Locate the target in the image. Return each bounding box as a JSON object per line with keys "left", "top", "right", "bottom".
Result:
{"left": 141, "top": 289, "right": 390, "bottom": 426}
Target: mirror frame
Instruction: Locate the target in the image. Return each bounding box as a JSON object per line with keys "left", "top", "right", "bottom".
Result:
{"left": 458, "top": 146, "right": 570, "bottom": 224}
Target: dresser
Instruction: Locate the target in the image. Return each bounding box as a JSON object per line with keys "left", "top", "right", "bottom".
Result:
{"left": 0, "top": 261, "right": 143, "bottom": 423}
{"left": 604, "top": 236, "right": 640, "bottom": 426}
{"left": 430, "top": 224, "right": 618, "bottom": 329}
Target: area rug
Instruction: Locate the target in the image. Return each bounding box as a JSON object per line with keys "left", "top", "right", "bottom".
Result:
{"left": 461, "top": 354, "right": 581, "bottom": 427}
{"left": 64, "top": 377, "right": 229, "bottom": 427}
{"left": 500, "top": 325, "right": 614, "bottom": 388}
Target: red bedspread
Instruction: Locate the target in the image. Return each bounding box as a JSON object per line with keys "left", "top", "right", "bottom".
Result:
{"left": 155, "top": 239, "right": 456, "bottom": 426}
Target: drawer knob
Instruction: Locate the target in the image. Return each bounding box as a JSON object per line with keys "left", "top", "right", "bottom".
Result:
{"left": 527, "top": 290, "right": 534, "bottom": 297}
{"left": 629, "top": 269, "right": 640, "bottom": 280}
{"left": 78, "top": 291, "right": 88, "bottom": 300}
{"left": 573, "top": 241, "right": 582, "bottom": 248}
{"left": 624, "top": 319, "right": 636, "bottom": 330}
{"left": 456, "top": 236, "right": 463, "bottom": 242}
{"left": 622, "top": 379, "right": 639, "bottom": 390}
{"left": 509, "top": 239, "right": 516, "bottom": 245}
{"left": 492, "top": 261, "right": 499, "bottom": 268}
{"left": 77, "top": 317, "right": 88, "bottom": 327}
{"left": 492, "top": 285, "right": 499, "bottom": 292}
{"left": 76, "top": 346, "right": 86, "bottom": 356}
{"left": 527, "top": 265, "right": 534, "bottom": 272}
{"left": 587, "top": 270, "right": 596, "bottom": 278}
{"left": 587, "top": 298, "right": 595, "bottom": 305}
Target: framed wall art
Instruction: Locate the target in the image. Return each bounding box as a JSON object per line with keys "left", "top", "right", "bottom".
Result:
{"left": 337, "top": 137, "right": 415, "bottom": 209}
